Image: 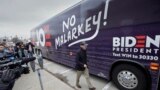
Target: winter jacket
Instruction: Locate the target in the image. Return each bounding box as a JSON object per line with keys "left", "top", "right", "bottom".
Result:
{"left": 75, "top": 49, "right": 88, "bottom": 71}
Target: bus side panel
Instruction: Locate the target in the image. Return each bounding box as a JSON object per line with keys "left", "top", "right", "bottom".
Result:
{"left": 30, "top": 0, "right": 160, "bottom": 90}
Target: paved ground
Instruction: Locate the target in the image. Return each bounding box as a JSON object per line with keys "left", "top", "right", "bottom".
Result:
{"left": 13, "top": 58, "right": 119, "bottom": 90}
{"left": 13, "top": 66, "right": 75, "bottom": 90}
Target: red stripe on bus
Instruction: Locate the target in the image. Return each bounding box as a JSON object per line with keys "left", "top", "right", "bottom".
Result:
{"left": 45, "top": 42, "right": 52, "bottom": 47}
{"left": 45, "top": 34, "right": 51, "bottom": 39}
{"left": 135, "top": 45, "right": 145, "bottom": 48}
{"left": 135, "top": 36, "right": 146, "bottom": 39}
{"left": 137, "top": 40, "right": 145, "bottom": 43}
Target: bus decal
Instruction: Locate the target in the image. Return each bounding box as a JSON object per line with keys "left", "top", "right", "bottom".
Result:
{"left": 113, "top": 35, "right": 160, "bottom": 61}
{"left": 55, "top": 0, "right": 111, "bottom": 49}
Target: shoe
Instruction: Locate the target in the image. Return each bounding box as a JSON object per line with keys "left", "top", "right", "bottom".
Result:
{"left": 76, "top": 84, "right": 81, "bottom": 88}
{"left": 89, "top": 87, "right": 96, "bottom": 90}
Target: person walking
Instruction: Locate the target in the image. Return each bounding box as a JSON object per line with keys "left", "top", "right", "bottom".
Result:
{"left": 25, "top": 40, "right": 35, "bottom": 72}
{"left": 25, "top": 40, "right": 35, "bottom": 57}
{"left": 75, "top": 42, "right": 96, "bottom": 90}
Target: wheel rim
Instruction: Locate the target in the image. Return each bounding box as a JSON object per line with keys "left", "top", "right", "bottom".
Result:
{"left": 117, "top": 70, "right": 138, "bottom": 89}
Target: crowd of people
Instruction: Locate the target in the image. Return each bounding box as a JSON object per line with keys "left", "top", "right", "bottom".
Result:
{"left": 0, "top": 40, "right": 35, "bottom": 90}
{"left": 0, "top": 39, "right": 96, "bottom": 90}
{"left": 0, "top": 40, "right": 34, "bottom": 60}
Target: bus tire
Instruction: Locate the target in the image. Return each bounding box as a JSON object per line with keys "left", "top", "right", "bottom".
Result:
{"left": 111, "top": 64, "right": 148, "bottom": 90}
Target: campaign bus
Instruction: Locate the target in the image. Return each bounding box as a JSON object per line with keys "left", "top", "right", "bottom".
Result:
{"left": 30, "top": 0, "right": 160, "bottom": 90}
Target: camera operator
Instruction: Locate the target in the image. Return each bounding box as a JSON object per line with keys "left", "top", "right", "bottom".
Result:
{"left": 7, "top": 45, "right": 15, "bottom": 61}
{"left": 0, "top": 43, "right": 7, "bottom": 60}
{"left": 25, "top": 40, "right": 35, "bottom": 57}
{"left": 25, "top": 40, "right": 36, "bottom": 72}
{"left": 0, "top": 43, "right": 15, "bottom": 61}
{"left": 0, "top": 42, "right": 33, "bottom": 90}
{"left": 0, "top": 56, "right": 36, "bottom": 90}
{"left": 0, "top": 62, "right": 31, "bottom": 90}
{"left": 0, "top": 43, "right": 15, "bottom": 90}
{"left": 14, "top": 42, "right": 25, "bottom": 58}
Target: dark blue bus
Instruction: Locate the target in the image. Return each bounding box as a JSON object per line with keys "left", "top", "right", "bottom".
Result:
{"left": 31, "top": 0, "right": 160, "bottom": 90}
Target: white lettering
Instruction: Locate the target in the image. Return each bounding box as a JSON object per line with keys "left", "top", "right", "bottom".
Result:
{"left": 38, "top": 28, "right": 46, "bottom": 47}
{"left": 78, "top": 24, "right": 84, "bottom": 36}
{"left": 113, "top": 37, "right": 120, "bottom": 47}
{"left": 72, "top": 27, "right": 78, "bottom": 39}
{"left": 70, "top": 15, "right": 76, "bottom": 27}
{"left": 146, "top": 35, "right": 160, "bottom": 48}
{"left": 85, "top": 17, "right": 92, "bottom": 33}
{"left": 125, "top": 37, "right": 136, "bottom": 47}
{"left": 63, "top": 19, "right": 70, "bottom": 32}
{"left": 55, "top": 37, "right": 60, "bottom": 49}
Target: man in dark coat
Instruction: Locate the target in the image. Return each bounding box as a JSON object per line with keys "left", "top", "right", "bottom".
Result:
{"left": 75, "top": 42, "right": 96, "bottom": 90}
{"left": 25, "top": 40, "right": 35, "bottom": 56}
{"left": 15, "top": 42, "right": 26, "bottom": 58}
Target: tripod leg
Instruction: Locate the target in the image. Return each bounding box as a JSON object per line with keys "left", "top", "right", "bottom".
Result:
{"left": 37, "top": 69, "right": 44, "bottom": 90}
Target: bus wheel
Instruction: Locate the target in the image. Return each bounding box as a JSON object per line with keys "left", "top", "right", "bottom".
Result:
{"left": 112, "top": 64, "right": 147, "bottom": 90}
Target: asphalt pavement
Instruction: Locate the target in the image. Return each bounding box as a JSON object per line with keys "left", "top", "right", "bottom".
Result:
{"left": 13, "top": 58, "right": 119, "bottom": 90}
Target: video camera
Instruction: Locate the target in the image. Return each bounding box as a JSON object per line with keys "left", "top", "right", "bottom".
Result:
{"left": 0, "top": 57, "right": 36, "bottom": 69}
{"left": 0, "top": 57, "right": 36, "bottom": 82}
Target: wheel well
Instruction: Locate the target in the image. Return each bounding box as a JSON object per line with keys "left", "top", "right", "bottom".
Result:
{"left": 110, "top": 61, "right": 151, "bottom": 89}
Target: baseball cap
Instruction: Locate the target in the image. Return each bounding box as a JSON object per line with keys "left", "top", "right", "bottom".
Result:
{"left": 80, "top": 41, "right": 88, "bottom": 46}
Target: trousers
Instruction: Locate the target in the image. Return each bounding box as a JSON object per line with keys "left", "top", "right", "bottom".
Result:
{"left": 76, "top": 67, "right": 93, "bottom": 88}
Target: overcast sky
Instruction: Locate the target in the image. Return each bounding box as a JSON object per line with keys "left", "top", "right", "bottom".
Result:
{"left": 0, "top": 0, "right": 81, "bottom": 39}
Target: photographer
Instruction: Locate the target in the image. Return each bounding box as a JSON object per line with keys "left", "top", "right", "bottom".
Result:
{"left": 14, "top": 42, "right": 26, "bottom": 58}
{"left": 0, "top": 65, "right": 30, "bottom": 90}
{"left": 0, "top": 43, "right": 18, "bottom": 90}
{"left": 25, "top": 40, "right": 35, "bottom": 57}
{"left": 0, "top": 43, "right": 7, "bottom": 60}
{"left": 0, "top": 57, "right": 36, "bottom": 90}
{"left": 0, "top": 43, "right": 15, "bottom": 61}
{"left": 0, "top": 42, "right": 33, "bottom": 90}
{"left": 0, "top": 69, "right": 16, "bottom": 90}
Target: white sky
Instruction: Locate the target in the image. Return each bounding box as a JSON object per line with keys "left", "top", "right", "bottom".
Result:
{"left": 0, "top": 0, "right": 81, "bottom": 38}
